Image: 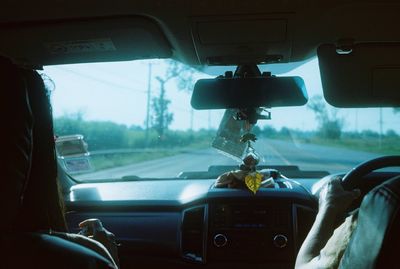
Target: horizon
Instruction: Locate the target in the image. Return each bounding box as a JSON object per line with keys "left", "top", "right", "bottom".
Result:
{"left": 44, "top": 58, "right": 400, "bottom": 134}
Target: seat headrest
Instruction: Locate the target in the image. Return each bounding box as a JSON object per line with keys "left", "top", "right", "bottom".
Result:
{"left": 16, "top": 69, "right": 67, "bottom": 232}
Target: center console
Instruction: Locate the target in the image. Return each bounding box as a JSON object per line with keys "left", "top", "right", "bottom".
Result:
{"left": 181, "top": 199, "right": 314, "bottom": 265}
{"left": 207, "top": 201, "right": 294, "bottom": 262}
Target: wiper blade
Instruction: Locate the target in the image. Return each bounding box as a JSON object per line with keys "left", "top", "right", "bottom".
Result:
{"left": 120, "top": 175, "right": 142, "bottom": 181}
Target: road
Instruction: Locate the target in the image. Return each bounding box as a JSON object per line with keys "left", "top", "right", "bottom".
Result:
{"left": 76, "top": 139, "right": 382, "bottom": 180}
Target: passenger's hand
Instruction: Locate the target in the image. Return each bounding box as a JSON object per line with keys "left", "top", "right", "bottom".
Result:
{"left": 79, "top": 218, "right": 119, "bottom": 266}
{"left": 318, "top": 177, "right": 361, "bottom": 215}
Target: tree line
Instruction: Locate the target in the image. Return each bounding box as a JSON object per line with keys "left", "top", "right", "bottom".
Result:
{"left": 53, "top": 114, "right": 214, "bottom": 151}
{"left": 54, "top": 112, "right": 399, "bottom": 154}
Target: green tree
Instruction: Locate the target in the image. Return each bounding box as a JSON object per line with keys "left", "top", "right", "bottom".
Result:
{"left": 262, "top": 125, "right": 277, "bottom": 137}
{"left": 151, "top": 60, "right": 198, "bottom": 138}
{"left": 54, "top": 112, "right": 85, "bottom": 135}
{"left": 386, "top": 129, "right": 398, "bottom": 138}
{"left": 166, "top": 60, "right": 197, "bottom": 92}
{"left": 151, "top": 67, "right": 177, "bottom": 138}
{"left": 54, "top": 114, "right": 129, "bottom": 150}
{"left": 168, "top": 60, "right": 197, "bottom": 132}
{"left": 152, "top": 76, "right": 174, "bottom": 138}
{"left": 308, "top": 95, "right": 343, "bottom": 139}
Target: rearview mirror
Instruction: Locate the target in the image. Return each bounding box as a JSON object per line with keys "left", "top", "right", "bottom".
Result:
{"left": 191, "top": 76, "right": 308, "bottom": 109}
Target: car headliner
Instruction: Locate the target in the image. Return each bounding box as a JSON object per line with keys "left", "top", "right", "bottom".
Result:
{"left": 0, "top": 0, "right": 399, "bottom": 73}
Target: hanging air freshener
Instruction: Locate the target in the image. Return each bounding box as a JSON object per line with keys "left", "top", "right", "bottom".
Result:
{"left": 214, "top": 107, "right": 275, "bottom": 193}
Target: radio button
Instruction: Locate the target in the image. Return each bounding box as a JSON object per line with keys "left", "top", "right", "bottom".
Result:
{"left": 213, "top": 234, "right": 228, "bottom": 248}
{"left": 273, "top": 234, "right": 288, "bottom": 248}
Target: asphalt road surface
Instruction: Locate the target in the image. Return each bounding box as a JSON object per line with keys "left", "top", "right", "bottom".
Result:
{"left": 75, "top": 139, "right": 384, "bottom": 181}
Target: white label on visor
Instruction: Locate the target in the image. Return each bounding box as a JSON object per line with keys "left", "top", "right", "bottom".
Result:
{"left": 45, "top": 38, "right": 116, "bottom": 54}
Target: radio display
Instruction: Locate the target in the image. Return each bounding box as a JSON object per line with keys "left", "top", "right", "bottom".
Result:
{"left": 211, "top": 204, "right": 290, "bottom": 229}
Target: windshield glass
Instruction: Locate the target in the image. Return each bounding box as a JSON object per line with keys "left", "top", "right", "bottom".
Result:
{"left": 44, "top": 58, "right": 400, "bottom": 181}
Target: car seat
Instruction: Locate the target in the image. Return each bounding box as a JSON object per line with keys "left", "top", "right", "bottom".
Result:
{"left": 340, "top": 175, "right": 400, "bottom": 269}
{"left": 0, "top": 56, "right": 116, "bottom": 269}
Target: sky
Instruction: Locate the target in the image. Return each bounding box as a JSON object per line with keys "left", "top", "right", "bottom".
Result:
{"left": 43, "top": 58, "right": 400, "bottom": 133}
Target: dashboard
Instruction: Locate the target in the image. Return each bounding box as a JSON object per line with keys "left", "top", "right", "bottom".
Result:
{"left": 65, "top": 178, "right": 318, "bottom": 269}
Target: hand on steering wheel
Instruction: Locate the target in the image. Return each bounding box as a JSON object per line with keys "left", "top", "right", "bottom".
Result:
{"left": 318, "top": 177, "right": 360, "bottom": 216}
{"left": 314, "top": 156, "right": 400, "bottom": 216}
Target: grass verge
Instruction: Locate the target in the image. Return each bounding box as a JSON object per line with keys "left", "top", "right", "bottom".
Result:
{"left": 299, "top": 137, "right": 400, "bottom": 155}
{"left": 88, "top": 140, "right": 213, "bottom": 172}
{"left": 89, "top": 150, "right": 181, "bottom": 171}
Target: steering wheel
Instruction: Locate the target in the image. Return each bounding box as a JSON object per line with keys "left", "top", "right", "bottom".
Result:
{"left": 341, "top": 155, "right": 400, "bottom": 190}
{"left": 312, "top": 155, "right": 400, "bottom": 197}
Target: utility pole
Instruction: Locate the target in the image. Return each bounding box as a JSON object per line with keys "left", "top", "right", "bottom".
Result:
{"left": 379, "top": 107, "right": 383, "bottom": 149}
{"left": 158, "top": 78, "right": 166, "bottom": 137}
{"left": 145, "top": 63, "right": 152, "bottom": 145}
{"left": 190, "top": 109, "right": 194, "bottom": 131}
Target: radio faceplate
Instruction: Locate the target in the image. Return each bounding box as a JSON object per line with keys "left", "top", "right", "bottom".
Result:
{"left": 207, "top": 201, "right": 295, "bottom": 262}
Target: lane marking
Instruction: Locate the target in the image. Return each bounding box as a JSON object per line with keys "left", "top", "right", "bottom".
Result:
{"left": 265, "top": 142, "right": 291, "bottom": 165}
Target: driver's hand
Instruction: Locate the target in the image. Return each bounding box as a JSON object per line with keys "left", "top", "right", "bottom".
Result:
{"left": 319, "top": 177, "right": 361, "bottom": 215}
{"left": 79, "top": 218, "right": 120, "bottom": 266}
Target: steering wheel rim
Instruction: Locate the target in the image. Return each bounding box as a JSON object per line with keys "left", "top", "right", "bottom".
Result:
{"left": 341, "top": 155, "right": 400, "bottom": 190}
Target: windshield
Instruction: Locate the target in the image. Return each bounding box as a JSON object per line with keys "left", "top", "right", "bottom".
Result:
{"left": 44, "top": 58, "right": 400, "bottom": 181}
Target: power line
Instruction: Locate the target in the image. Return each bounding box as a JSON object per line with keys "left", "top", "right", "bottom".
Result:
{"left": 53, "top": 67, "right": 147, "bottom": 94}
{"left": 379, "top": 108, "right": 383, "bottom": 148}
{"left": 87, "top": 65, "right": 146, "bottom": 87}
{"left": 52, "top": 65, "right": 217, "bottom": 128}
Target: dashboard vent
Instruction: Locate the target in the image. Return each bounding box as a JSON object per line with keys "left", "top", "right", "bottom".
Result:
{"left": 181, "top": 205, "right": 206, "bottom": 263}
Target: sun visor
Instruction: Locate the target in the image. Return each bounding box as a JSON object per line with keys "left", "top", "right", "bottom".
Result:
{"left": 0, "top": 16, "right": 172, "bottom": 66}
{"left": 318, "top": 43, "right": 400, "bottom": 108}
